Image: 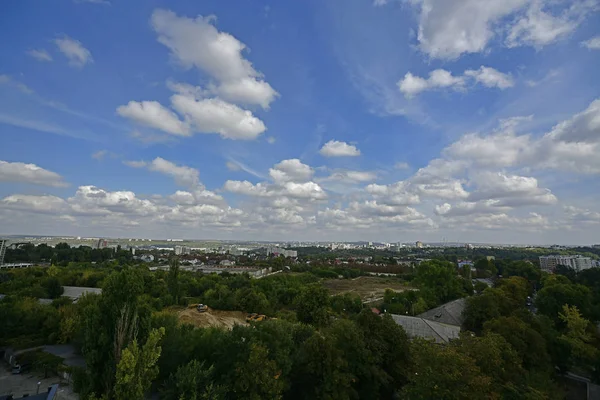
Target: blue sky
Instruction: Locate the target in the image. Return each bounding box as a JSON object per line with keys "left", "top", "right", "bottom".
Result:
{"left": 1, "top": 0, "right": 599, "bottom": 244}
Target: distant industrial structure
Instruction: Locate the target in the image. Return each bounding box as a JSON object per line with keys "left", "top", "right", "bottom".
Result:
{"left": 539, "top": 255, "right": 593, "bottom": 273}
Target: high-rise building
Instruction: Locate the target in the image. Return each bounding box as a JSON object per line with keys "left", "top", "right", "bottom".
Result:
{"left": 0, "top": 239, "right": 7, "bottom": 266}
{"left": 416, "top": 241, "right": 424, "bottom": 248}
{"left": 539, "top": 255, "right": 593, "bottom": 273}
{"left": 175, "top": 245, "right": 190, "bottom": 256}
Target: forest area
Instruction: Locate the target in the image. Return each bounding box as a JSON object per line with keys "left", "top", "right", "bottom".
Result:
{"left": 1, "top": 253, "right": 600, "bottom": 399}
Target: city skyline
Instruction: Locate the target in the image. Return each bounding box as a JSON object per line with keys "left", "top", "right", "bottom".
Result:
{"left": 1, "top": 1, "right": 600, "bottom": 244}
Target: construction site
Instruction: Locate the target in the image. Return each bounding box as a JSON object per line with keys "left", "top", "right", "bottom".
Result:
{"left": 175, "top": 306, "right": 248, "bottom": 330}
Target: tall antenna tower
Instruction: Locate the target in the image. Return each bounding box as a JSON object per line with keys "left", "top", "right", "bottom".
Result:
{"left": 0, "top": 239, "right": 7, "bottom": 266}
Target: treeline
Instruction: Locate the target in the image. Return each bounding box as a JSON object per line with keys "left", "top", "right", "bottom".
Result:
{"left": 4, "top": 242, "right": 133, "bottom": 265}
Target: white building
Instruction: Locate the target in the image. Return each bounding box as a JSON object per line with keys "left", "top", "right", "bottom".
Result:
{"left": 539, "top": 255, "right": 594, "bottom": 273}
{"left": 175, "top": 245, "right": 191, "bottom": 256}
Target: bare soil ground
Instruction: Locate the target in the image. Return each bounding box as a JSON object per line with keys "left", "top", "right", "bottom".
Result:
{"left": 324, "top": 276, "right": 414, "bottom": 303}
{"left": 177, "top": 307, "right": 248, "bottom": 330}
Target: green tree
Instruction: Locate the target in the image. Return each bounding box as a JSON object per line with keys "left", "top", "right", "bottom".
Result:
{"left": 484, "top": 316, "right": 551, "bottom": 371}
{"left": 234, "top": 342, "right": 284, "bottom": 400}
{"left": 294, "top": 285, "right": 329, "bottom": 326}
{"left": 167, "top": 257, "right": 180, "bottom": 305}
{"left": 161, "top": 359, "right": 225, "bottom": 400}
{"left": 401, "top": 339, "right": 494, "bottom": 400}
{"left": 535, "top": 283, "right": 592, "bottom": 324}
{"left": 557, "top": 305, "right": 600, "bottom": 371}
{"left": 114, "top": 327, "right": 165, "bottom": 400}
{"left": 414, "top": 260, "right": 464, "bottom": 306}
{"left": 44, "top": 277, "right": 64, "bottom": 299}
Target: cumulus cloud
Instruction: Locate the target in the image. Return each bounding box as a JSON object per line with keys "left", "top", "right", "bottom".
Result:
{"left": 117, "top": 100, "right": 189, "bottom": 136}
{"left": 410, "top": 0, "right": 595, "bottom": 60}
{"left": 53, "top": 36, "right": 93, "bottom": 67}
{"left": 269, "top": 159, "right": 313, "bottom": 183}
{"left": 27, "top": 49, "right": 52, "bottom": 62}
{"left": 170, "top": 95, "right": 266, "bottom": 140}
{"left": 398, "top": 67, "right": 513, "bottom": 98}
{"left": 0, "top": 160, "right": 68, "bottom": 187}
{"left": 319, "top": 140, "right": 361, "bottom": 157}
{"left": 581, "top": 36, "right": 600, "bottom": 49}
{"left": 151, "top": 9, "right": 278, "bottom": 109}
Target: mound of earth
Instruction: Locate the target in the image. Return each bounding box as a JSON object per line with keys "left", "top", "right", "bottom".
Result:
{"left": 177, "top": 307, "right": 248, "bottom": 330}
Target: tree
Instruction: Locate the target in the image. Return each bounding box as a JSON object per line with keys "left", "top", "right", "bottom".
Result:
{"left": 414, "top": 260, "right": 464, "bottom": 306}
{"left": 167, "top": 257, "right": 180, "bottom": 305}
{"left": 234, "top": 342, "right": 284, "bottom": 400}
{"left": 294, "top": 285, "right": 329, "bottom": 326}
{"left": 535, "top": 283, "right": 592, "bottom": 324}
{"left": 114, "top": 327, "right": 165, "bottom": 400}
{"left": 401, "top": 339, "right": 494, "bottom": 400}
{"left": 79, "top": 268, "right": 150, "bottom": 396}
{"left": 161, "top": 360, "right": 225, "bottom": 400}
{"left": 452, "top": 332, "right": 525, "bottom": 395}
{"left": 44, "top": 277, "right": 64, "bottom": 299}
{"left": 557, "top": 305, "right": 600, "bottom": 371}
{"left": 288, "top": 331, "right": 354, "bottom": 400}
{"left": 483, "top": 316, "right": 551, "bottom": 371}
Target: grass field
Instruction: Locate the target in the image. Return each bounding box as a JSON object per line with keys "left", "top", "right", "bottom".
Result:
{"left": 324, "top": 276, "right": 414, "bottom": 303}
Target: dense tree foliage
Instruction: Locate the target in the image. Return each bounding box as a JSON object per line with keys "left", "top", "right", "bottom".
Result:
{"left": 2, "top": 253, "right": 599, "bottom": 399}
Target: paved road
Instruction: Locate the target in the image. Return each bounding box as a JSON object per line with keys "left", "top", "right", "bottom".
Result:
{"left": 0, "top": 365, "right": 79, "bottom": 399}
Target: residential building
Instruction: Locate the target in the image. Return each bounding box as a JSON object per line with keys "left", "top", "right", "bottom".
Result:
{"left": 539, "top": 255, "right": 594, "bottom": 273}
{"left": 175, "top": 245, "right": 191, "bottom": 256}
{"left": 415, "top": 241, "right": 424, "bottom": 248}
{"left": 266, "top": 246, "right": 297, "bottom": 258}
{"left": 0, "top": 239, "right": 7, "bottom": 266}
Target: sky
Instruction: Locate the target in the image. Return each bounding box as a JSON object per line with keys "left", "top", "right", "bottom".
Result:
{"left": 0, "top": 0, "right": 599, "bottom": 244}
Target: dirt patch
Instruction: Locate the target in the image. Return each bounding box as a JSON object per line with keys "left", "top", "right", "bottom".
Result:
{"left": 177, "top": 307, "right": 248, "bottom": 330}
{"left": 324, "top": 276, "right": 414, "bottom": 303}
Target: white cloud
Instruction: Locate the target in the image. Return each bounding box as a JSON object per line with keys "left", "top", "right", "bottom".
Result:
{"left": 411, "top": 0, "right": 595, "bottom": 59}
{"left": 0, "top": 75, "right": 34, "bottom": 94}
{"left": 2, "top": 194, "right": 68, "bottom": 214}
{"left": 27, "top": 49, "right": 52, "bottom": 62}
{"left": 581, "top": 36, "right": 600, "bottom": 49}
{"left": 505, "top": 1, "right": 594, "bottom": 48}
{"left": 0, "top": 160, "right": 68, "bottom": 187}
{"left": 151, "top": 9, "right": 278, "bottom": 109}
{"left": 547, "top": 99, "right": 600, "bottom": 144}
{"left": 398, "top": 67, "right": 512, "bottom": 97}
{"left": 394, "top": 162, "right": 410, "bottom": 170}
{"left": 53, "top": 36, "right": 93, "bottom": 67}
{"left": 116, "top": 100, "right": 189, "bottom": 136}
{"left": 320, "top": 170, "right": 378, "bottom": 183}
{"left": 468, "top": 172, "right": 557, "bottom": 206}
{"left": 269, "top": 159, "right": 313, "bottom": 183}
{"left": 266, "top": 136, "right": 276, "bottom": 144}
{"left": 147, "top": 157, "right": 200, "bottom": 188}
{"left": 412, "top": 0, "right": 529, "bottom": 59}
{"left": 463, "top": 66, "right": 514, "bottom": 89}
{"left": 319, "top": 140, "right": 361, "bottom": 157}
{"left": 170, "top": 95, "right": 266, "bottom": 140}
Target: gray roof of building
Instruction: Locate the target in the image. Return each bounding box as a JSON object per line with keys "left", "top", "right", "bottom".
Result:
{"left": 62, "top": 286, "right": 102, "bottom": 301}
{"left": 417, "top": 297, "right": 466, "bottom": 327}
{"left": 390, "top": 314, "right": 461, "bottom": 344}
